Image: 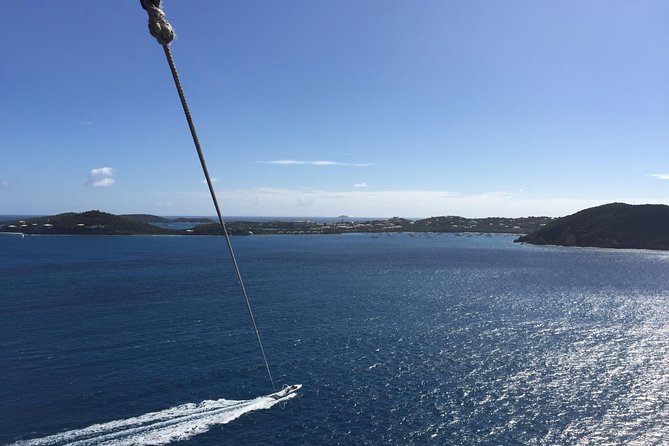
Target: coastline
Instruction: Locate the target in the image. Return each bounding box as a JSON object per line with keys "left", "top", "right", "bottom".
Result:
{"left": 0, "top": 211, "right": 551, "bottom": 238}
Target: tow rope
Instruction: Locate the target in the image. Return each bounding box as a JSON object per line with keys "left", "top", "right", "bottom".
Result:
{"left": 138, "top": 0, "right": 276, "bottom": 392}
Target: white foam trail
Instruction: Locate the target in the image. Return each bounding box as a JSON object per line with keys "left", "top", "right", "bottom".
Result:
{"left": 11, "top": 392, "right": 295, "bottom": 446}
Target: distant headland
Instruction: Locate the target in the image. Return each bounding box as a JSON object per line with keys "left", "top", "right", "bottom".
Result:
{"left": 0, "top": 210, "right": 550, "bottom": 236}
{"left": 515, "top": 203, "right": 669, "bottom": 250}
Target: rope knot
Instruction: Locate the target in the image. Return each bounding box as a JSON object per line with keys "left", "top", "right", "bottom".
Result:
{"left": 141, "top": 0, "right": 175, "bottom": 45}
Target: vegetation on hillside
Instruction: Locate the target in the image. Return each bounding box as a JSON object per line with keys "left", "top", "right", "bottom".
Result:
{"left": 1, "top": 210, "right": 551, "bottom": 236}
{"left": 0, "top": 210, "right": 173, "bottom": 235}
{"left": 515, "top": 203, "right": 669, "bottom": 250}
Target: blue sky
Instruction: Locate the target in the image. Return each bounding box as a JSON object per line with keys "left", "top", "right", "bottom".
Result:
{"left": 1, "top": 1, "right": 668, "bottom": 217}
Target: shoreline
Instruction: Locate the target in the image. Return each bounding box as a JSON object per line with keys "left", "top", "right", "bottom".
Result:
{"left": 9, "top": 231, "right": 669, "bottom": 253}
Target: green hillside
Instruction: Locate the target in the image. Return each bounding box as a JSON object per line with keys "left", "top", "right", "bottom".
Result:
{"left": 515, "top": 203, "right": 669, "bottom": 250}
{"left": 0, "top": 210, "right": 175, "bottom": 235}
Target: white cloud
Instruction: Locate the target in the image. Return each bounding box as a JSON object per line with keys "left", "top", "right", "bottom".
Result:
{"left": 172, "top": 187, "right": 621, "bottom": 218}
{"left": 261, "top": 159, "right": 373, "bottom": 167}
{"left": 354, "top": 182, "right": 368, "bottom": 188}
{"left": 80, "top": 120, "right": 94, "bottom": 125}
{"left": 312, "top": 161, "right": 342, "bottom": 166}
{"left": 168, "top": 186, "right": 669, "bottom": 218}
{"left": 649, "top": 174, "right": 669, "bottom": 180}
{"left": 91, "top": 177, "right": 115, "bottom": 187}
{"left": 0, "top": 179, "right": 8, "bottom": 188}
{"left": 87, "top": 167, "right": 115, "bottom": 188}
{"left": 90, "top": 167, "right": 113, "bottom": 177}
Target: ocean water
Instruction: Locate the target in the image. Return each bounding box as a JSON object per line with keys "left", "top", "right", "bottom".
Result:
{"left": 2, "top": 233, "right": 669, "bottom": 445}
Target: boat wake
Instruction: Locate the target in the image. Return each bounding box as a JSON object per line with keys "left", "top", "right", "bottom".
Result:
{"left": 11, "top": 392, "right": 296, "bottom": 446}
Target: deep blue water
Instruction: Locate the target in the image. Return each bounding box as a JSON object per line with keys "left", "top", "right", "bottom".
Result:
{"left": 2, "top": 233, "right": 669, "bottom": 445}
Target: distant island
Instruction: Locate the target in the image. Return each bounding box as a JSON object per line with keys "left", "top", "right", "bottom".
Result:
{"left": 515, "top": 203, "right": 669, "bottom": 250}
{"left": 0, "top": 210, "right": 551, "bottom": 236}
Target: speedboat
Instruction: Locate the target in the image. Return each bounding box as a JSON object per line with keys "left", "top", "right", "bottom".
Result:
{"left": 271, "top": 384, "right": 302, "bottom": 400}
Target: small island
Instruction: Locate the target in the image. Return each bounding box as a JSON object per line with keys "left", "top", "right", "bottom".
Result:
{"left": 515, "top": 203, "right": 669, "bottom": 250}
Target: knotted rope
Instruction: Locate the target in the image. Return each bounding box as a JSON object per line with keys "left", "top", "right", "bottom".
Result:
{"left": 138, "top": 0, "right": 276, "bottom": 393}
{"left": 140, "top": 0, "right": 175, "bottom": 45}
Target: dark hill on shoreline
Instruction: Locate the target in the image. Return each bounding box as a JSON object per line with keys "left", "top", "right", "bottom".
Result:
{"left": 120, "top": 213, "right": 170, "bottom": 223}
{"left": 0, "top": 210, "right": 174, "bottom": 235}
{"left": 515, "top": 203, "right": 669, "bottom": 250}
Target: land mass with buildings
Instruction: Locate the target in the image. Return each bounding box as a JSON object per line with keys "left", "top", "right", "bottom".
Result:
{"left": 0, "top": 210, "right": 551, "bottom": 236}
{"left": 5, "top": 204, "right": 668, "bottom": 251}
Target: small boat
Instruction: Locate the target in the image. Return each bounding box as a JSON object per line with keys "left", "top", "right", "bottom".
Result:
{"left": 271, "top": 384, "right": 303, "bottom": 400}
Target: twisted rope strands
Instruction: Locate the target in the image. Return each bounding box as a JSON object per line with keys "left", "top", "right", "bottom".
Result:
{"left": 139, "top": 0, "right": 276, "bottom": 393}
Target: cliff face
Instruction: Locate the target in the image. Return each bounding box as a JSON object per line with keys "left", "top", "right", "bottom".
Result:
{"left": 515, "top": 203, "right": 669, "bottom": 250}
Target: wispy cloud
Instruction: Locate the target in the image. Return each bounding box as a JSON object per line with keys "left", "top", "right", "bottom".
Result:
{"left": 648, "top": 173, "right": 669, "bottom": 180}
{"left": 260, "top": 160, "right": 373, "bottom": 167}
{"left": 80, "top": 120, "right": 94, "bottom": 125}
{"left": 354, "top": 182, "right": 368, "bottom": 188}
{"left": 87, "top": 167, "right": 115, "bottom": 188}
{"left": 169, "top": 186, "right": 666, "bottom": 218}
{"left": 91, "top": 178, "right": 115, "bottom": 187}
{"left": 185, "top": 187, "right": 555, "bottom": 217}
{"left": 201, "top": 177, "right": 221, "bottom": 184}
{"left": 0, "top": 179, "right": 9, "bottom": 188}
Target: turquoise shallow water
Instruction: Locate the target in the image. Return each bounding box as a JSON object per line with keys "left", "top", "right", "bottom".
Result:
{"left": 2, "top": 233, "right": 669, "bottom": 444}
